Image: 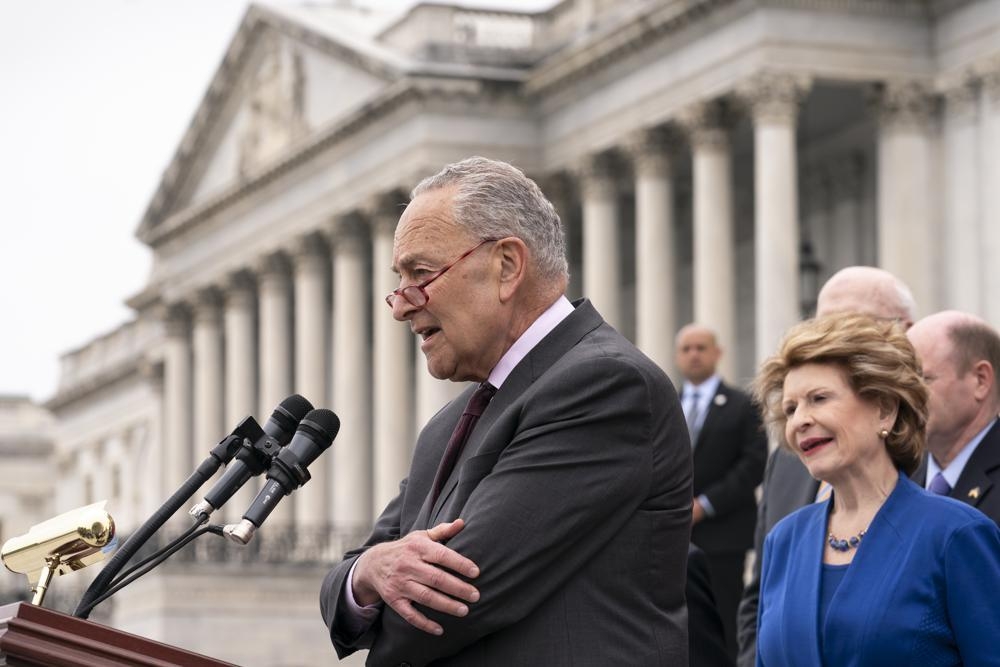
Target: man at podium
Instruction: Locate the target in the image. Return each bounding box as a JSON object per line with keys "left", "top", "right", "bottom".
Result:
{"left": 319, "top": 156, "right": 692, "bottom": 666}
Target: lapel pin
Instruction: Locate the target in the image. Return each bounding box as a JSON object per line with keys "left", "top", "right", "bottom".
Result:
{"left": 714, "top": 394, "right": 727, "bottom": 407}
{"left": 969, "top": 487, "right": 981, "bottom": 500}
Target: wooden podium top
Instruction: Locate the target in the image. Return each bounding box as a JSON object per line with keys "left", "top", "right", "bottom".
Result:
{"left": 0, "top": 602, "right": 238, "bottom": 667}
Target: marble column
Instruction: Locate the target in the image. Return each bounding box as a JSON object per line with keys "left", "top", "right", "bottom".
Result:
{"left": 871, "top": 80, "right": 937, "bottom": 315}
{"left": 331, "top": 215, "right": 372, "bottom": 530}
{"left": 292, "top": 233, "right": 330, "bottom": 527}
{"left": 544, "top": 173, "right": 582, "bottom": 300}
{"left": 257, "top": 251, "right": 294, "bottom": 526}
{"left": 258, "top": 253, "right": 294, "bottom": 415}
{"left": 192, "top": 288, "right": 224, "bottom": 472}
{"left": 828, "top": 153, "right": 867, "bottom": 271}
{"left": 136, "top": 362, "right": 163, "bottom": 517}
{"left": 223, "top": 271, "right": 258, "bottom": 522}
{"left": 744, "top": 73, "right": 809, "bottom": 363}
{"left": 627, "top": 127, "right": 677, "bottom": 374}
{"left": 370, "top": 192, "right": 414, "bottom": 513}
{"left": 162, "top": 304, "right": 193, "bottom": 498}
{"left": 983, "top": 60, "right": 1000, "bottom": 328}
{"left": 580, "top": 152, "right": 622, "bottom": 329}
{"left": 682, "top": 101, "right": 737, "bottom": 381}
{"left": 942, "top": 73, "right": 982, "bottom": 315}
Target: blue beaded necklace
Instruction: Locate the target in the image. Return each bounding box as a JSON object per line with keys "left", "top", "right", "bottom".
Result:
{"left": 828, "top": 529, "right": 865, "bottom": 552}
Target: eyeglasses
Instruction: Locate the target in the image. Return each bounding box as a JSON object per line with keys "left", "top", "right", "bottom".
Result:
{"left": 385, "top": 239, "right": 498, "bottom": 309}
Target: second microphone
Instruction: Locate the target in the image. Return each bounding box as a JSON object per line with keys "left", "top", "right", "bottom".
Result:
{"left": 223, "top": 408, "right": 341, "bottom": 544}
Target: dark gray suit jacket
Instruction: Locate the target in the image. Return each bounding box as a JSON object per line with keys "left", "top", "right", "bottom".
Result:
{"left": 913, "top": 417, "right": 1000, "bottom": 527}
{"left": 735, "top": 447, "right": 817, "bottom": 667}
{"left": 320, "top": 299, "right": 692, "bottom": 666}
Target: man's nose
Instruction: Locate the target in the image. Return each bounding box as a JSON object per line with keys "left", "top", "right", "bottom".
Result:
{"left": 391, "top": 295, "right": 417, "bottom": 322}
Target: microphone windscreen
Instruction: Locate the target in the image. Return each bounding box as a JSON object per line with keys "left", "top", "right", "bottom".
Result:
{"left": 299, "top": 409, "right": 341, "bottom": 444}
{"left": 268, "top": 394, "right": 315, "bottom": 437}
{"left": 277, "top": 393, "right": 314, "bottom": 421}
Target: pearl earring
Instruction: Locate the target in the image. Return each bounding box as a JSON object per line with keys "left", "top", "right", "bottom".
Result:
{"left": 878, "top": 428, "right": 889, "bottom": 439}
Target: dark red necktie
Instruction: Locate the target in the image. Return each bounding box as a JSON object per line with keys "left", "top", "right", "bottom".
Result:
{"left": 431, "top": 382, "right": 497, "bottom": 504}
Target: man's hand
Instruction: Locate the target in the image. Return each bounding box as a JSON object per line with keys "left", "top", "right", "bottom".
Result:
{"left": 692, "top": 499, "right": 706, "bottom": 524}
{"left": 352, "top": 518, "right": 481, "bottom": 635}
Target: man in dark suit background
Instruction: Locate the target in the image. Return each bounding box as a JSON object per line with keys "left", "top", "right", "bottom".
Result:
{"left": 676, "top": 324, "right": 766, "bottom": 659}
{"left": 319, "top": 156, "right": 692, "bottom": 666}
{"left": 908, "top": 311, "right": 1000, "bottom": 525}
{"left": 735, "top": 266, "right": 917, "bottom": 667}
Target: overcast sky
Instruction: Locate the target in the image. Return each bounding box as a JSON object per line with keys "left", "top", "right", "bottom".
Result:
{"left": 0, "top": 0, "right": 553, "bottom": 403}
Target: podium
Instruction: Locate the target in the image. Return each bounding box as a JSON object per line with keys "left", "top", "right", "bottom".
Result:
{"left": 0, "top": 602, "right": 236, "bottom": 666}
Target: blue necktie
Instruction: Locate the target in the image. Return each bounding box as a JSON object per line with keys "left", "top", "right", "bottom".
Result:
{"left": 928, "top": 471, "right": 952, "bottom": 496}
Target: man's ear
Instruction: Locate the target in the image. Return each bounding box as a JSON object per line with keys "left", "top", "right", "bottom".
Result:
{"left": 496, "top": 237, "right": 529, "bottom": 302}
{"left": 972, "top": 360, "right": 995, "bottom": 402}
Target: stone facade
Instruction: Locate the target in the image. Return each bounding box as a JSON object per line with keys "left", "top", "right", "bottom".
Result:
{"left": 32, "top": 0, "right": 1000, "bottom": 664}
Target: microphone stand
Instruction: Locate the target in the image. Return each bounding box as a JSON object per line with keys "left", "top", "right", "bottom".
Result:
{"left": 73, "top": 418, "right": 263, "bottom": 619}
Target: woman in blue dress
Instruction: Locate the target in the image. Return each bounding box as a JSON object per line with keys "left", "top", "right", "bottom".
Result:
{"left": 754, "top": 314, "right": 1000, "bottom": 667}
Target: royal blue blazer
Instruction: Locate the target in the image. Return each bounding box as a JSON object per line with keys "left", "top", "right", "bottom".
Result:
{"left": 757, "top": 471, "right": 1000, "bottom": 667}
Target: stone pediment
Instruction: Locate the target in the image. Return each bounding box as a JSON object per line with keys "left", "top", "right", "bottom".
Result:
{"left": 136, "top": 3, "right": 405, "bottom": 243}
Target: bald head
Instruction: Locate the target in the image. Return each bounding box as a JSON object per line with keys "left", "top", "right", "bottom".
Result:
{"left": 675, "top": 324, "right": 721, "bottom": 385}
{"left": 816, "top": 266, "right": 916, "bottom": 327}
{"left": 907, "top": 310, "right": 1000, "bottom": 464}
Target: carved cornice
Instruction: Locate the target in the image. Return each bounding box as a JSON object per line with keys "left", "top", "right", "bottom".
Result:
{"left": 140, "top": 78, "right": 451, "bottom": 249}
{"left": 163, "top": 303, "right": 191, "bottom": 338}
{"left": 225, "top": 270, "right": 257, "bottom": 308}
{"left": 329, "top": 213, "right": 371, "bottom": 254}
{"left": 256, "top": 252, "right": 293, "bottom": 289}
{"left": 527, "top": 0, "right": 737, "bottom": 96}
{"left": 677, "top": 99, "right": 734, "bottom": 150}
{"left": 137, "top": 6, "right": 405, "bottom": 241}
{"left": 291, "top": 231, "right": 330, "bottom": 269}
{"left": 45, "top": 360, "right": 147, "bottom": 412}
{"left": 623, "top": 126, "right": 679, "bottom": 177}
{"left": 979, "top": 54, "right": 1000, "bottom": 102}
{"left": 193, "top": 287, "right": 224, "bottom": 325}
{"left": 738, "top": 71, "right": 812, "bottom": 125}
{"left": 528, "top": 0, "right": 953, "bottom": 98}
{"left": 365, "top": 189, "right": 410, "bottom": 236}
{"left": 577, "top": 152, "right": 621, "bottom": 200}
{"left": 941, "top": 70, "right": 980, "bottom": 119}
{"left": 868, "top": 79, "right": 937, "bottom": 131}
{"left": 539, "top": 171, "right": 577, "bottom": 211}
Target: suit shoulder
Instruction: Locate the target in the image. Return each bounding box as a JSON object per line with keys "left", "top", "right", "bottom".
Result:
{"left": 567, "top": 323, "right": 672, "bottom": 385}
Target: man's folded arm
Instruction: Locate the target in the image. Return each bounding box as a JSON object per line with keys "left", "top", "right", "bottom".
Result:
{"left": 370, "top": 356, "right": 691, "bottom": 665}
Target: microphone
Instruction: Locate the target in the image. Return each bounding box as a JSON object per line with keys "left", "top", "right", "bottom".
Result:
{"left": 223, "top": 408, "right": 340, "bottom": 544}
{"left": 189, "top": 394, "right": 314, "bottom": 520}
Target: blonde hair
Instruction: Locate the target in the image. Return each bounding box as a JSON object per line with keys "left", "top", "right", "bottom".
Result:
{"left": 754, "top": 314, "right": 928, "bottom": 475}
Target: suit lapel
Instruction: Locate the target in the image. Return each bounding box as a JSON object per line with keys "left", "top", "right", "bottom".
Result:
{"left": 693, "top": 383, "right": 728, "bottom": 450}
{"left": 952, "top": 418, "right": 1000, "bottom": 508}
{"left": 426, "top": 299, "right": 605, "bottom": 526}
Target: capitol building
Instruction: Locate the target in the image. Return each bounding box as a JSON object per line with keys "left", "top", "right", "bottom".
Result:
{"left": 3, "top": 0, "right": 999, "bottom": 664}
